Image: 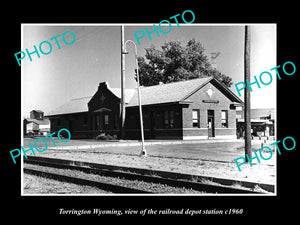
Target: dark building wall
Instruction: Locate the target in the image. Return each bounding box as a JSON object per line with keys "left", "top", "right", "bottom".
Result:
{"left": 125, "top": 104, "right": 183, "bottom": 139}
{"left": 182, "top": 81, "right": 237, "bottom": 139}
{"left": 48, "top": 80, "right": 240, "bottom": 140}
{"left": 88, "top": 83, "right": 121, "bottom": 138}
{"left": 49, "top": 112, "right": 90, "bottom": 138}
{"left": 88, "top": 83, "right": 121, "bottom": 113}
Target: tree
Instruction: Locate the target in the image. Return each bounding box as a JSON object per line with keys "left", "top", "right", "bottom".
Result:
{"left": 135, "top": 38, "right": 233, "bottom": 88}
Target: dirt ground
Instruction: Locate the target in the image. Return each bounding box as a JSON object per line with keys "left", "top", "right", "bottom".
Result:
{"left": 23, "top": 174, "right": 111, "bottom": 194}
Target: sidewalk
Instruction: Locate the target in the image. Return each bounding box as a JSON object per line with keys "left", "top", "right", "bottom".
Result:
{"left": 47, "top": 138, "right": 246, "bottom": 150}
{"left": 46, "top": 138, "right": 273, "bottom": 150}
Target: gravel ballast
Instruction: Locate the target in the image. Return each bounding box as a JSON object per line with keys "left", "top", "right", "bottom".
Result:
{"left": 24, "top": 163, "right": 206, "bottom": 194}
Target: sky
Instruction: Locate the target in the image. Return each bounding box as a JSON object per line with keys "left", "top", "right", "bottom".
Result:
{"left": 22, "top": 24, "right": 276, "bottom": 117}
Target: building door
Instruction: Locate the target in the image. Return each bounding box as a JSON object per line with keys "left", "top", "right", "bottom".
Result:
{"left": 96, "top": 114, "right": 100, "bottom": 130}
{"left": 102, "top": 113, "right": 109, "bottom": 130}
{"left": 207, "top": 110, "right": 215, "bottom": 137}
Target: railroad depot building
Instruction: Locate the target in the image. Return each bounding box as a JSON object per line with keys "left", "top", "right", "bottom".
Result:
{"left": 46, "top": 77, "right": 243, "bottom": 140}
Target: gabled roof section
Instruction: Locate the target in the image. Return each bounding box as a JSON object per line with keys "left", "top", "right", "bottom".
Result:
{"left": 179, "top": 77, "right": 243, "bottom": 104}
{"left": 109, "top": 88, "right": 136, "bottom": 104}
{"left": 88, "top": 81, "right": 136, "bottom": 106}
{"left": 46, "top": 96, "right": 91, "bottom": 116}
{"left": 46, "top": 77, "right": 243, "bottom": 116}
{"left": 209, "top": 78, "right": 243, "bottom": 104}
{"left": 127, "top": 77, "right": 213, "bottom": 107}
{"left": 46, "top": 87, "right": 135, "bottom": 117}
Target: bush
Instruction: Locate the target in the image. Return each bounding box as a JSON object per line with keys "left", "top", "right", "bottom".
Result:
{"left": 95, "top": 133, "right": 105, "bottom": 140}
{"left": 95, "top": 133, "right": 118, "bottom": 140}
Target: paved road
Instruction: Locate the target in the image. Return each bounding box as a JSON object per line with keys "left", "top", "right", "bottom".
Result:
{"left": 96, "top": 142, "right": 268, "bottom": 163}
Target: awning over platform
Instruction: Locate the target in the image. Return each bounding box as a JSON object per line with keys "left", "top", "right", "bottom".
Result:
{"left": 93, "top": 108, "right": 112, "bottom": 113}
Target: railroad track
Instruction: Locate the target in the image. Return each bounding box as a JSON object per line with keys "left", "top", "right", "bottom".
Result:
{"left": 24, "top": 167, "right": 150, "bottom": 194}
{"left": 24, "top": 156, "right": 271, "bottom": 194}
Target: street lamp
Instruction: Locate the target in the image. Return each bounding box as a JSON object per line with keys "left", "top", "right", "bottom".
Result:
{"left": 123, "top": 40, "right": 147, "bottom": 157}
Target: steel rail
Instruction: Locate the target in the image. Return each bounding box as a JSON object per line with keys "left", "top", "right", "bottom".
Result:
{"left": 24, "top": 167, "right": 152, "bottom": 194}
{"left": 24, "top": 156, "right": 266, "bottom": 194}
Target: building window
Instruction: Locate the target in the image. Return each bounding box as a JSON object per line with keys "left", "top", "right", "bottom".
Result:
{"left": 96, "top": 114, "right": 100, "bottom": 130}
{"left": 192, "top": 109, "right": 200, "bottom": 128}
{"left": 83, "top": 116, "right": 88, "bottom": 126}
{"left": 104, "top": 114, "right": 109, "bottom": 125}
{"left": 102, "top": 114, "right": 109, "bottom": 130}
{"left": 163, "top": 110, "right": 175, "bottom": 128}
{"left": 221, "top": 110, "right": 228, "bottom": 128}
{"left": 164, "top": 111, "right": 169, "bottom": 128}
{"left": 169, "top": 111, "right": 174, "bottom": 128}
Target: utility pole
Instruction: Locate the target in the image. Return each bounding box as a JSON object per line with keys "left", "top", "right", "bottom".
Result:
{"left": 120, "top": 25, "right": 126, "bottom": 139}
{"left": 244, "top": 25, "right": 252, "bottom": 161}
